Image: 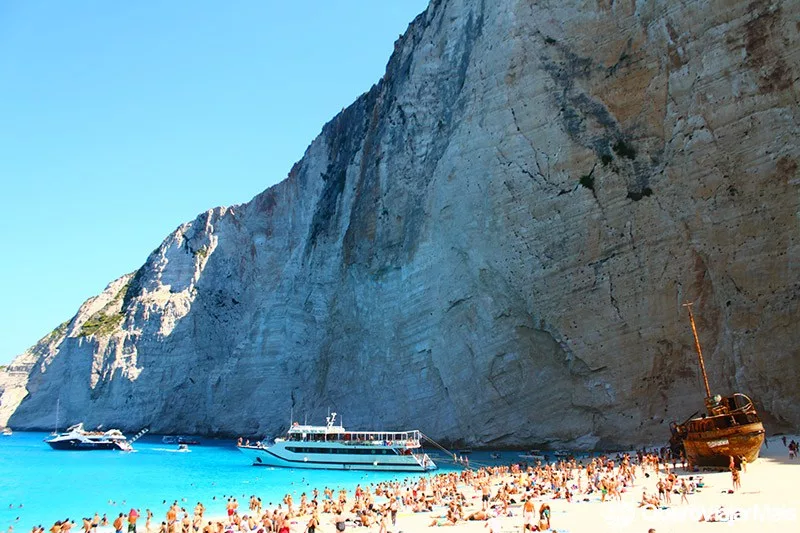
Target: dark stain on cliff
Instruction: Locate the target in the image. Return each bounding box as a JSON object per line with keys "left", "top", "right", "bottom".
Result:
{"left": 775, "top": 156, "right": 797, "bottom": 184}
{"left": 305, "top": 90, "right": 378, "bottom": 255}
{"left": 454, "top": 0, "right": 485, "bottom": 96}
{"left": 743, "top": 1, "right": 794, "bottom": 94}
{"left": 341, "top": 93, "right": 383, "bottom": 267}
{"left": 626, "top": 187, "right": 653, "bottom": 201}
{"left": 341, "top": 1, "right": 485, "bottom": 271}
{"left": 537, "top": 34, "right": 656, "bottom": 198}
{"left": 538, "top": 37, "right": 619, "bottom": 152}
{"left": 665, "top": 22, "right": 687, "bottom": 69}
{"left": 254, "top": 189, "right": 278, "bottom": 218}
{"left": 122, "top": 267, "right": 146, "bottom": 312}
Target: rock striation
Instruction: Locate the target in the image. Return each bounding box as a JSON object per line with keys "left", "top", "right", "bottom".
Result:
{"left": 2, "top": 0, "right": 799, "bottom": 449}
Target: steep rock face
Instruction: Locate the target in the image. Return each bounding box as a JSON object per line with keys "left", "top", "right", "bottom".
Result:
{"left": 2, "top": 0, "right": 799, "bottom": 448}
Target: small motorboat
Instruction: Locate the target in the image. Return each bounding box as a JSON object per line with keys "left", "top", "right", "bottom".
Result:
{"left": 519, "top": 450, "right": 546, "bottom": 462}
{"left": 163, "top": 435, "right": 200, "bottom": 445}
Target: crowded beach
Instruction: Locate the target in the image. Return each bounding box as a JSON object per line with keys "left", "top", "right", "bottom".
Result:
{"left": 27, "top": 437, "right": 799, "bottom": 533}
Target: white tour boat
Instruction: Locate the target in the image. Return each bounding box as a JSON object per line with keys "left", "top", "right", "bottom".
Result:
{"left": 45, "top": 423, "right": 133, "bottom": 451}
{"left": 238, "top": 413, "right": 437, "bottom": 472}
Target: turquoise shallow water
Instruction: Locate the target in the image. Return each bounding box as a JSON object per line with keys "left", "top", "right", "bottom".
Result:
{"left": 0, "top": 432, "right": 495, "bottom": 531}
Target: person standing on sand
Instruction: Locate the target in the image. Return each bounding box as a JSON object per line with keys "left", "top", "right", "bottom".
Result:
{"left": 481, "top": 483, "right": 491, "bottom": 511}
{"left": 305, "top": 511, "right": 319, "bottom": 533}
{"left": 731, "top": 467, "right": 741, "bottom": 491}
{"left": 539, "top": 503, "right": 551, "bottom": 530}
{"left": 224, "top": 500, "right": 233, "bottom": 524}
{"left": 164, "top": 512, "right": 174, "bottom": 533}
{"left": 377, "top": 509, "right": 388, "bottom": 533}
{"left": 523, "top": 497, "right": 535, "bottom": 531}
{"left": 179, "top": 512, "right": 189, "bottom": 533}
{"left": 113, "top": 514, "right": 123, "bottom": 533}
{"left": 679, "top": 480, "right": 689, "bottom": 505}
{"left": 127, "top": 510, "right": 139, "bottom": 533}
{"left": 656, "top": 479, "right": 665, "bottom": 502}
{"left": 389, "top": 496, "right": 398, "bottom": 527}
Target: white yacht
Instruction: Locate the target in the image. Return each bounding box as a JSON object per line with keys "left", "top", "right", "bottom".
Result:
{"left": 238, "top": 413, "right": 437, "bottom": 472}
{"left": 45, "top": 423, "right": 133, "bottom": 451}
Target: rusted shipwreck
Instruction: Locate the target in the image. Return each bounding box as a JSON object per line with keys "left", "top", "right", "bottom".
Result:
{"left": 669, "top": 303, "right": 765, "bottom": 467}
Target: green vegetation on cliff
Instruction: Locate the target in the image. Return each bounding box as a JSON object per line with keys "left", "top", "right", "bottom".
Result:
{"left": 79, "top": 313, "right": 124, "bottom": 337}
{"left": 78, "top": 283, "right": 129, "bottom": 337}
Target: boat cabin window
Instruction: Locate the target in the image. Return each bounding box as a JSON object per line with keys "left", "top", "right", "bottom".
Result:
{"left": 286, "top": 446, "right": 398, "bottom": 455}
{"left": 286, "top": 429, "right": 420, "bottom": 444}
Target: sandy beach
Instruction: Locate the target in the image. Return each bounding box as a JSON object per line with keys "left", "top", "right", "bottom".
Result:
{"left": 152, "top": 435, "right": 798, "bottom": 533}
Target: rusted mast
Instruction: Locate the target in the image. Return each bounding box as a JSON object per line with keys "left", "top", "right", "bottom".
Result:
{"left": 684, "top": 302, "right": 712, "bottom": 399}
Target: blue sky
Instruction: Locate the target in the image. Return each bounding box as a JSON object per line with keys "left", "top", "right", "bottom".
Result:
{"left": 0, "top": 0, "right": 430, "bottom": 365}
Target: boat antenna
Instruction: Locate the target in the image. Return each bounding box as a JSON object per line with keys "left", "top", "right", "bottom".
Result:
{"left": 683, "top": 302, "right": 712, "bottom": 399}
{"left": 53, "top": 397, "right": 61, "bottom": 436}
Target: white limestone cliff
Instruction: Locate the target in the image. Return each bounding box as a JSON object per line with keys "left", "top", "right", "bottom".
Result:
{"left": 1, "top": 0, "right": 798, "bottom": 448}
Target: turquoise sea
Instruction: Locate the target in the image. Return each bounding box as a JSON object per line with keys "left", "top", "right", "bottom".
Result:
{"left": 0, "top": 432, "right": 500, "bottom": 531}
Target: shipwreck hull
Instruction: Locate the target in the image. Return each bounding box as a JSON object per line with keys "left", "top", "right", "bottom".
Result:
{"left": 683, "top": 421, "right": 765, "bottom": 467}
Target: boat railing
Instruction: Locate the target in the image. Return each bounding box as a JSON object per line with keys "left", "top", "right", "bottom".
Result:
{"left": 730, "top": 393, "right": 756, "bottom": 413}
{"left": 413, "top": 452, "right": 435, "bottom": 470}
{"left": 690, "top": 409, "right": 762, "bottom": 432}
{"left": 339, "top": 438, "right": 421, "bottom": 447}
{"left": 287, "top": 429, "right": 423, "bottom": 445}
{"left": 287, "top": 436, "right": 422, "bottom": 447}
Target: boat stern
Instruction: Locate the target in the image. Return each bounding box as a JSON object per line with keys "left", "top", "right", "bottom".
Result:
{"left": 684, "top": 422, "right": 766, "bottom": 467}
